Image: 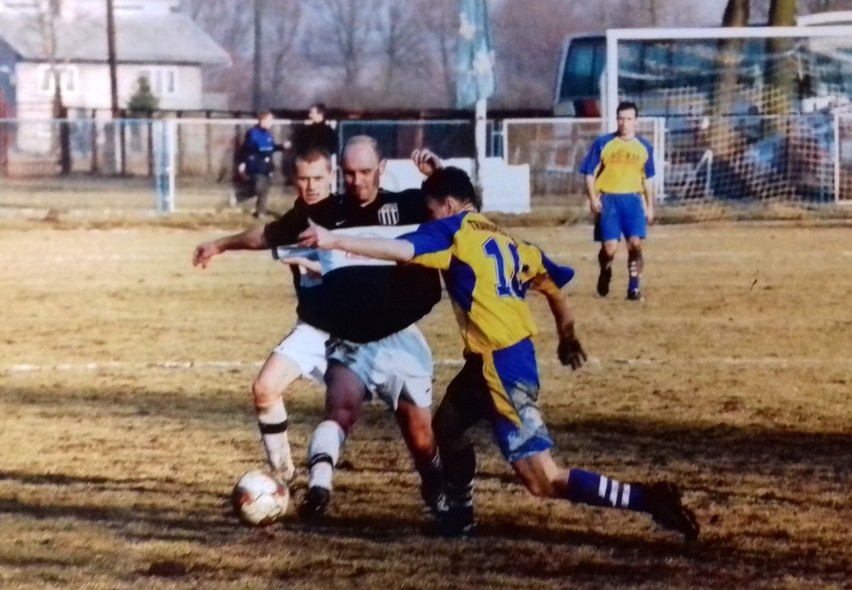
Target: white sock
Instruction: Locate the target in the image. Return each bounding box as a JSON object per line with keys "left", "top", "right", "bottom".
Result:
{"left": 307, "top": 420, "right": 345, "bottom": 490}
{"left": 257, "top": 400, "right": 294, "bottom": 478}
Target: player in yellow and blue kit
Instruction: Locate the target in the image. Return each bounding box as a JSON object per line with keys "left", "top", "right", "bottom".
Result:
{"left": 580, "top": 101, "right": 655, "bottom": 300}
{"left": 298, "top": 167, "right": 699, "bottom": 542}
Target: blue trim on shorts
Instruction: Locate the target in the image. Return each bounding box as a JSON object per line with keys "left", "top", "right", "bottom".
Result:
{"left": 488, "top": 339, "right": 553, "bottom": 462}
{"left": 598, "top": 193, "right": 647, "bottom": 242}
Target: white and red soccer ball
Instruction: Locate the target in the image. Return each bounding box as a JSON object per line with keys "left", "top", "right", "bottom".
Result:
{"left": 231, "top": 470, "right": 289, "bottom": 526}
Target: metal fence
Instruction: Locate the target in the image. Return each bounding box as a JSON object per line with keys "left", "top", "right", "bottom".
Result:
{"left": 1, "top": 114, "right": 850, "bottom": 215}
{"left": 502, "top": 117, "right": 666, "bottom": 206}
{"left": 502, "top": 113, "right": 852, "bottom": 207}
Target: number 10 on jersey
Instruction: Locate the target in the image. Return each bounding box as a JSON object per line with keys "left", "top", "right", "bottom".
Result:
{"left": 483, "top": 237, "right": 526, "bottom": 299}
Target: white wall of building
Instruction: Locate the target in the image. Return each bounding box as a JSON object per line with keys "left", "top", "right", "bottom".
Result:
{"left": 0, "top": 0, "right": 179, "bottom": 17}
{"left": 14, "top": 62, "right": 203, "bottom": 113}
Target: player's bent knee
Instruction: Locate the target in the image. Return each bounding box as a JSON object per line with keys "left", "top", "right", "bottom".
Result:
{"left": 432, "top": 401, "right": 471, "bottom": 450}
{"left": 409, "top": 428, "right": 436, "bottom": 454}
{"left": 601, "top": 240, "right": 618, "bottom": 258}
{"left": 251, "top": 379, "right": 282, "bottom": 411}
{"left": 396, "top": 405, "right": 435, "bottom": 449}
{"left": 325, "top": 407, "right": 358, "bottom": 435}
{"left": 251, "top": 357, "right": 300, "bottom": 409}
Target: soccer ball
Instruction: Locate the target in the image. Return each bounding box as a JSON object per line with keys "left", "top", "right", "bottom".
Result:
{"left": 231, "top": 470, "right": 290, "bottom": 526}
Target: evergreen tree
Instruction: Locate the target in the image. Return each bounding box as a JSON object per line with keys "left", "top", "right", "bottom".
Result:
{"left": 127, "top": 76, "right": 159, "bottom": 115}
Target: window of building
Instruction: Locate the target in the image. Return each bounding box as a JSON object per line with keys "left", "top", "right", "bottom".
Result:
{"left": 139, "top": 67, "right": 178, "bottom": 96}
{"left": 37, "top": 65, "right": 78, "bottom": 96}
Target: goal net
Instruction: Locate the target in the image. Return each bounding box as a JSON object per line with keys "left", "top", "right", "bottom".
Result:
{"left": 605, "top": 25, "right": 852, "bottom": 213}
{"left": 501, "top": 117, "right": 664, "bottom": 215}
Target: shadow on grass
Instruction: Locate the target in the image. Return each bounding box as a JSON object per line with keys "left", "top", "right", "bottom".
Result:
{"left": 6, "top": 384, "right": 849, "bottom": 473}
{"left": 2, "top": 384, "right": 850, "bottom": 587}
{"left": 545, "top": 415, "right": 850, "bottom": 482}
{"left": 0, "top": 465, "right": 847, "bottom": 588}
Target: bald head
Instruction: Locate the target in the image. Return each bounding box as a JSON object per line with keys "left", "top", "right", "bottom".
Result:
{"left": 341, "top": 135, "right": 385, "bottom": 205}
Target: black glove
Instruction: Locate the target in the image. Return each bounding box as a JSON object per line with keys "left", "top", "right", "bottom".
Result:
{"left": 558, "top": 336, "right": 587, "bottom": 370}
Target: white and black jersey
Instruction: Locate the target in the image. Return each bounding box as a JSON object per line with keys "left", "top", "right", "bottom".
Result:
{"left": 263, "top": 189, "right": 441, "bottom": 343}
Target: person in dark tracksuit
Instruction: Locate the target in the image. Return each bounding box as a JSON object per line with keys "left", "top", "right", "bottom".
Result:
{"left": 237, "top": 110, "right": 284, "bottom": 218}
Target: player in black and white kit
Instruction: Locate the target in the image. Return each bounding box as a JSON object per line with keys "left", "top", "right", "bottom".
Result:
{"left": 267, "top": 136, "right": 446, "bottom": 519}
{"left": 194, "top": 148, "right": 339, "bottom": 483}
{"left": 196, "top": 138, "right": 446, "bottom": 519}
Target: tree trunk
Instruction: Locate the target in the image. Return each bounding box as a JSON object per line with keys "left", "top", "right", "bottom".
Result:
{"left": 710, "top": 0, "right": 750, "bottom": 159}
{"left": 765, "top": 0, "right": 797, "bottom": 117}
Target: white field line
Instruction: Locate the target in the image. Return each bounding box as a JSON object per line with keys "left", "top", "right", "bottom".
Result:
{"left": 0, "top": 252, "right": 805, "bottom": 268}
{"left": 2, "top": 356, "right": 851, "bottom": 375}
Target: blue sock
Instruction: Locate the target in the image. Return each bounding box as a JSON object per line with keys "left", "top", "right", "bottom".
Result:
{"left": 564, "top": 469, "right": 647, "bottom": 512}
{"left": 628, "top": 251, "right": 642, "bottom": 292}
{"left": 628, "top": 275, "right": 640, "bottom": 292}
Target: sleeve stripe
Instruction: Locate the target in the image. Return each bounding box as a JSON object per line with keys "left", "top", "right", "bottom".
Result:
{"left": 541, "top": 253, "right": 575, "bottom": 288}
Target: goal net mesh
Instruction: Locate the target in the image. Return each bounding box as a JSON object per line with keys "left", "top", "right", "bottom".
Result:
{"left": 610, "top": 28, "right": 852, "bottom": 217}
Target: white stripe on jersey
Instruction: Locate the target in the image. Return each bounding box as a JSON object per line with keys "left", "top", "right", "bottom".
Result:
{"left": 272, "top": 246, "right": 318, "bottom": 261}
{"left": 274, "top": 224, "right": 420, "bottom": 275}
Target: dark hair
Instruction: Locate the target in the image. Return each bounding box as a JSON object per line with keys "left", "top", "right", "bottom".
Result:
{"left": 421, "top": 167, "right": 481, "bottom": 211}
{"left": 311, "top": 103, "right": 327, "bottom": 117}
{"left": 616, "top": 101, "right": 638, "bottom": 116}
{"left": 292, "top": 147, "right": 332, "bottom": 173}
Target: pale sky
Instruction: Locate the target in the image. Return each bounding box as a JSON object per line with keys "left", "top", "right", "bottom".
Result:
{"left": 678, "top": 0, "right": 732, "bottom": 26}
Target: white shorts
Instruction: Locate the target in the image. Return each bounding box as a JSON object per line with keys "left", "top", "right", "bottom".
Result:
{"left": 272, "top": 320, "right": 329, "bottom": 384}
{"left": 326, "top": 324, "right": 433, "bottom": 410}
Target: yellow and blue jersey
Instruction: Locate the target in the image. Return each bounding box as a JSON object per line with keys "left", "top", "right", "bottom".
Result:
{"left": 399, "top": 212, "right": 574, "bottom": 355}
{"left": 579, "top": 133, "right": 655, "bottom": 194}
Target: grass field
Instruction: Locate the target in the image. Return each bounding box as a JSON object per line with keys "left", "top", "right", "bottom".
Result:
{"left": 1, "top": 216, "right": 850, "bottom": 589}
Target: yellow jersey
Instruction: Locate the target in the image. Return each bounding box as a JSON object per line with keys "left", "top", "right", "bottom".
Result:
{"left": 400, "top": 212, "right": 575, "bottom": 354}
{"left": 579, "top": 132, "right": 655, "bottom": 194}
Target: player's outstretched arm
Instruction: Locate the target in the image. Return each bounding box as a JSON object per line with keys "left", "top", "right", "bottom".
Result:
{"left": 298, "top": 220, "right": 415, "bottom": 262}
{"left": 192, "top": 225, "right": 268, "bottom": 269}
{"left": 540, "top": 286, "right": 586, "bottom": 370}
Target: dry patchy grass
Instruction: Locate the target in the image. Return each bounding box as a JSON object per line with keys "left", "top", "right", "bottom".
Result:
{"left": 0, "top": 220, "right": 850, "bottom": 589}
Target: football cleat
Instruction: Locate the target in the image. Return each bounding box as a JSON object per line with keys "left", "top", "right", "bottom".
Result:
{"left": 597, "top": 266, "right": 612, "bottom": 296}
{"left": 435, "top": 505, "right": 476, "bottom": 539}
{"left": 298, "top": 486, "right": 330, "bottom": 521}
{"left": 420, "top": 483, "right": 448, "bottom": 517}
{"left": 627, "top": 288, "right": 642, "bottom": 301}
{"left": 420, "top": 477, "right": 447, "bottom": 518}
{"left": 645, "top": 481, "right": 700, "bottom": 541}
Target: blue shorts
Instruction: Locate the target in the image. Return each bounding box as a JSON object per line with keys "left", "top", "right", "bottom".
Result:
{"left": 479, "top": 338, "right": 553, "bottom": 462}
{"left": 596, "top": 193, "right": 647, "bottom": 242}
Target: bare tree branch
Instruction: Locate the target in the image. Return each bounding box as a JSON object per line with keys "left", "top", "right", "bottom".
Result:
{"left": 311, "top": 0, "right": 378, "bottom": 87}
{"left": 265, "top": 0, "right": 304, "bottom": 106}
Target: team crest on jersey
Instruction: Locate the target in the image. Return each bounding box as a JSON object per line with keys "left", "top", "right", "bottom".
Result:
{"left": 377, "top": 203, "right": 400, "bottom": 225}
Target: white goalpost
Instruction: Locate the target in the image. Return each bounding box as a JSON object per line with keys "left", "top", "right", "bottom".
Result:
{"left": 605, "top": 25, "right": 852, "bottom": 205}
